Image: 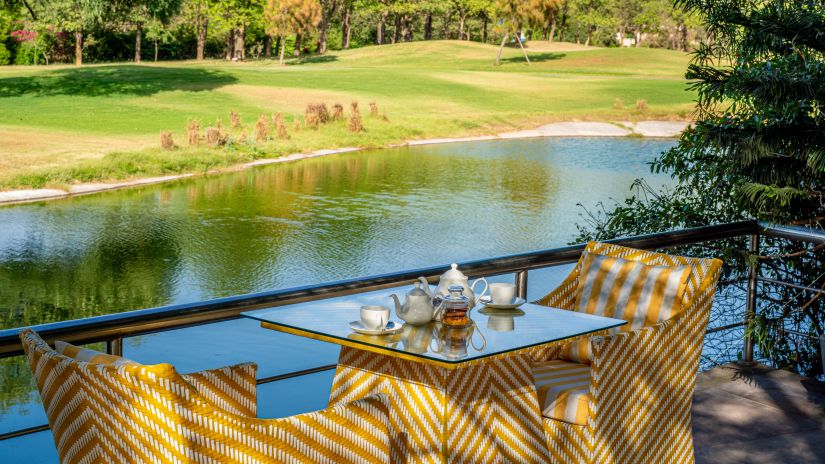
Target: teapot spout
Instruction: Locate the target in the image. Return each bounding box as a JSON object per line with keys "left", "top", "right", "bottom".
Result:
{"left": 389, "top": 294, "right": 403, "bottom": 315}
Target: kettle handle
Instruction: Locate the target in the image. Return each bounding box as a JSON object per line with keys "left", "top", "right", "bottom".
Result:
{"left": 418, "top": 276, "right": 433, "bottom": 297}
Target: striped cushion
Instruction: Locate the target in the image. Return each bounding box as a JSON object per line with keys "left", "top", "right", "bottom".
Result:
{"left": 532, "top": 360, "right": 591, "bottom": 425}
{"left": 55, "top": 341, "right": 139, "bottom": 366}
{"left": 560, "top": 252, "right": 692, "bottom": 363}
{"left": 55, "top": 340, "right": 257, "bottom": 417}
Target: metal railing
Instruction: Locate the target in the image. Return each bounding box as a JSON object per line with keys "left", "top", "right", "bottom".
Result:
{"left": 1, "top": 219, "right": 823, "bottom": 441}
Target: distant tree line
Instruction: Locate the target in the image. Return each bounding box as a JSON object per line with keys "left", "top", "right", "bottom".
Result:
{"left": 0, "top": 0, "right": 702, "bottom": 65}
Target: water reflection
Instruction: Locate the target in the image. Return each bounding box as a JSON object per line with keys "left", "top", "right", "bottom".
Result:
{"left": 0, "top": 137, "right": 674, "bottom": 419}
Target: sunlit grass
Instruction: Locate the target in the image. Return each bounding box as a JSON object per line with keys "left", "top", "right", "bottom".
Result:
{"left": 0, "top": 41, "right": 695, "bottom": 189}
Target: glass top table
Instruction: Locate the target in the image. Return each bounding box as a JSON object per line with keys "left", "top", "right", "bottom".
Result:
{"left": 243, "top": 287, "right": 626, "bottom": 368}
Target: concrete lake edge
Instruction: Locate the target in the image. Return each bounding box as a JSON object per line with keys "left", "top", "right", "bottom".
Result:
{"left": 0, "top": 120, "right": 688, "bottom": 206}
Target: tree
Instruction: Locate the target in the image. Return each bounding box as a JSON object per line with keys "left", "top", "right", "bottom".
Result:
{"left": 264, "top": 0, "right": 320, "bottom": 64}
{"left": 316, "top": 0, "right": 336, "bottom": 53}
{"left": 126, "top": 0, "right": 182, "bottom": 63}
{"left": 529, "top": 0, "right": 563, "bottom": 43}
{"left": 567, "top": 0, "right": 613, "bottom": 46}
{"left": 578, "top": 0, "right": 825, "bottom": 377}
{"left": 180, "top": 0, "right": 210, "bottom": 60}
{"left": 494, "top": 0, "right": 531, "bottom": 65}
{"left": 38, "top": 0, "right": 105, "bottom": 65}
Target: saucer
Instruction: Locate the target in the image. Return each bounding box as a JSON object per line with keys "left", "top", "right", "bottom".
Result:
{"left": 349, "top": 320, "right": 403, "bottom": 335}
{"left": 479, "top": 296, "right": 526, "bottom": 310}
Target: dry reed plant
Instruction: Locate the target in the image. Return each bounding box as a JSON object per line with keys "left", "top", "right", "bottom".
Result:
{"left": 331, "top": 103, "right": 344, "bottom": 121}
{"left": 160, "top": 131, "right": 174, "bottom": 150}
{"left": 229, "top": 111, "right": 242, "bottom": 129}
{"left": 369, "top": 102, "right": 378, "bottom": 117}
{"left": 273, "top": 113, "right": 289, "bottom": 139}
{"left": 187, "top": 119, "right": 200, "bottom": 146}
{"left": 636, "top": 99, "right": 647, "bottom": 110}
{"left": 348, "top": 101, "right": 363, "bottom": 133}
{"left": 305, "top": 111, "right": 319, "bottom": 129}
{"left": 205, "top": 127, "right": 222, "bottom": 146}
{"left": 255, "top": 114, "right": 269, "bottom": 141}
{"left": 614, "top": 98, "right": 624, "bottom": 110}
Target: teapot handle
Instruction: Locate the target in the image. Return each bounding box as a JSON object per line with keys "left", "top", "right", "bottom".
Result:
{"left": 417, "top": 276, "right": 433, "bottom": 297}
{"left": 470, "top": 277, "right": 489, "bottom": 302}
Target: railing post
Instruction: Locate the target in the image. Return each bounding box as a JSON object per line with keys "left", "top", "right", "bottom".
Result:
{"left": 106, "top": 337, "right": 123, "bottom": 357}
{"left": 743, "top": 233, "right": 759, "bottom": 364}
{"left": 515, "top": 270, "right": 528, "bottom": 300}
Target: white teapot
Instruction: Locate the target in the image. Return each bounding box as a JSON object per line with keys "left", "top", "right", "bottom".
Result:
{"left": 433, "top": 263, "right": 488, "bottom": 307}
{"left": 390, "top": 282, "right": 435, "bottom": 326}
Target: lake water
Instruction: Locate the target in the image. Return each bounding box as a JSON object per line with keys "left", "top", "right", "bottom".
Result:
{"left": 0, "top": 137, "right": 676, "bottom": 460}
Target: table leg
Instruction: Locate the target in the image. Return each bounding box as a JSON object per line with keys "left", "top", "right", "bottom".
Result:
{"left": 329, "top": 347, "right": 551, "bottom": 463}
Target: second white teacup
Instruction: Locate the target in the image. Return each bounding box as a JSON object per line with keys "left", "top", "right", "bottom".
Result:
{"left": 489, "top": 283, "right": 516, "bottom": 305}
{"left": 361, "top": 305, "right": 390, "bottom": 330}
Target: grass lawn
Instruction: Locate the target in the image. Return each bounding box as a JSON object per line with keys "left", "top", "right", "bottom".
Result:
{"left": 0, "top": 40, "right": 696, "bottom": 190}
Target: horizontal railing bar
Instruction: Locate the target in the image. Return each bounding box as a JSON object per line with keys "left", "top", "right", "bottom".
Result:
{"left": 0, "top": 220, "right": 761, "bottom": 358}
{"left": 706, "top": 322, "right": 745, "bottom": 333}
{"left": 759, "top": 221, "right": 825, "bottom": 244}
{"left": 0, "top": 424, "right": 49, "bottom": 441}
{"left": 757, "top": 276, "right": 825, "bottom": 295}
{"left": 256, "top": 364, "right": 338, "bottom": 385}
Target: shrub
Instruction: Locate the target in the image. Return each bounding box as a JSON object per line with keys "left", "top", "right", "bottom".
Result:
{"left": 635, "top": 99, "right": 647, "bottom": 111}
{"left": 160, "top": 131, "right": 174, "bottom": 150}
{"left": 614, "top": 98, "right": 624, "bottom": 110}
{"left": 205, "top": 127, "right": 227, "bottom": 146}
{"left": 369, "top": 102, "right": 378, "bottom": 117}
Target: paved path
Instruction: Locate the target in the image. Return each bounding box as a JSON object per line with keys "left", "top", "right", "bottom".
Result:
{"left": 694, "top": 363, "right": 825, "bottom": 463}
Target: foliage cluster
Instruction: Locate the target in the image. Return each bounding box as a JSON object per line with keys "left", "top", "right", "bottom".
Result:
{"left": 0, "top": 0, "right": 703, "bottom": 65}
{"left": 578, "top": 0, "right": 825, "bottom": 377}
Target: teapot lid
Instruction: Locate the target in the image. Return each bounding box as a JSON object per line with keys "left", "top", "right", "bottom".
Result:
{"left": 440, "top": 263, "right": 467, "bottom": 281}
{"left": 408, "top": 282, "right": 429, "bottom": 296}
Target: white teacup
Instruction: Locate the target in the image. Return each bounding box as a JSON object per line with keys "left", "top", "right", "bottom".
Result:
{"left": 361, "top": 305, "right": 390, "bottom": 330}
{"left": 489, "top": 283, "right": 516, "bottom": 305}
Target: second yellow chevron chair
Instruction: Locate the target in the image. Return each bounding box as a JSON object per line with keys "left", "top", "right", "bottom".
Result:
{"left": 530, "top": 242, "right": 723, "bottom": 464}
{"left": 20, "top": 329, "right": 393, "bottom": 464}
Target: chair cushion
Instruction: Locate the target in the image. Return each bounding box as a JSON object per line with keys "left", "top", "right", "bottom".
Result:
{"left": 55, "top": 339, "right": 258, "bottom": 417}
{"left": 560, "top": 251, "right": 692, "bottom": 363}
{"left": 532, "top": 359, "right": 591, "bottom": 426}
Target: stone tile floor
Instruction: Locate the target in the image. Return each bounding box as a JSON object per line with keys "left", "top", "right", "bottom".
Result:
{"left": 694, "top": 363, "right": 825, "bottom": 463}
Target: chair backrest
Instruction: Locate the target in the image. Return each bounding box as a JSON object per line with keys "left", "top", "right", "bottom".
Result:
{"left": 20, "top": 329, "right": 392, "bottom": 464}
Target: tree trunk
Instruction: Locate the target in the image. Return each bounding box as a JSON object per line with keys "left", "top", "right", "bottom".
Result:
{"left": 404, "top": 17, "right": 412, "bottom": 42}
{"left": 458, "top": 9, "right": 466, "bottom": 40}
{"left": 495, "top": 33, "right": 507, "bottom": 66}
{"left": 482, "top": 16, "right": 488, "bottom": 43}
{"left": 318, "top": 0, "right": 334, "bottom": 54}
{"left": 585, "top": 26, "right": 592, "bottom": 47}
{"left": 424, "top": 13, "right": 433, "bottom": 40}
{"left": 74, "top": 28, "right": 82, "bottom": 66}
{"left": 196, "top": 4, "right": 207, "bottom": 61}
{"left": 154, "top": 40, "right": 159, "bottom": 62}
{"left": 393, "top": 15, "right": 401, "bottom": 43}
{"left": 377, "top": 13, "right": 385, "bottom": 44}
{"left": 549, "top": 17, "right": 556, "bottom": 44}
{"left": 679, "top": 23, "right": 687, "bottom": 51}
{"left": 635, "top": 27, "right": 641, "bottom": 47}
{"left": 342, "top": 5, "right": 352, "bottom": 48}
{"left": 265, "top": 35, "right": 272, "bottom": 58}
{"left": 294, "top": 33, "right": 302, "bottom": 56}
{"left": 135, "top": 23, "right": 142, "bottom": 63}
{"left": 226, "top": 28, "right": 234, "bottom": 60}
{"left": 234, "top": 25, "right": 245, "bottom": 60}
{"left": 279, "top": 36, "right": 286, "bottom": 65}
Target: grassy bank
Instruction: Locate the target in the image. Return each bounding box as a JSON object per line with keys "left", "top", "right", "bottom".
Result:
{"left": 0, "top": 41, "right": 695, "bottom": 190}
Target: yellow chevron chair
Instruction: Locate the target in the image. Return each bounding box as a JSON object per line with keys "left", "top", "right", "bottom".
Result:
{"left": 20, "top": 329, "right": 392, "bottom": 464}
{"left": 530, "top": 242, "right": 723, "bottom": 464}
